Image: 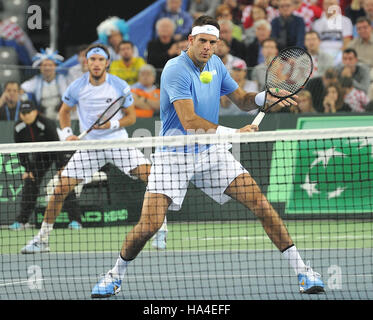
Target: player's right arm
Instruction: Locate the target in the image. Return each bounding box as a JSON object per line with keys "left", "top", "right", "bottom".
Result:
{"left": 173, "top": 99, "right": 218, "bottom": 133}
{"left": 166, "top": 60, "right": 258, "bottom": 134}
{"left": 59, "top": 102, "right": 78, "bottom": 140}
{"left": 59, "top": 77, "right": 82, "bottom": 141}
{"left": 173, "top": 99, "right": 258, "bottom": 134}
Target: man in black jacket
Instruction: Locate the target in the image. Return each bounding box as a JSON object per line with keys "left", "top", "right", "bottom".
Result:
{"left": 9, "top": 100, "right": 82, "bottom": 231}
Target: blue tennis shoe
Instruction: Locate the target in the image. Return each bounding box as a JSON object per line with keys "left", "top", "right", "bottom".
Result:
{"left": 68, "top": 221, "right": 82, "bottom": 230}
{"left": 298, "top": 262, "right": 325, "bottom": 294}
{"left": 91, "top": 272, "right": 122, "bottom": 298}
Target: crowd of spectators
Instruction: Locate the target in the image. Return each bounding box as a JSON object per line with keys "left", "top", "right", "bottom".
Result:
{"left": 3, "top": 0, "right": 373, "bottom": 124}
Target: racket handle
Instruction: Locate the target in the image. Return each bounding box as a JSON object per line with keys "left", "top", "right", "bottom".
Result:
{"left": 251, "top": 111, "right": 265, "bottom": 126}
{"left": 78, "top": 131, "right": 87, "bottom": 140}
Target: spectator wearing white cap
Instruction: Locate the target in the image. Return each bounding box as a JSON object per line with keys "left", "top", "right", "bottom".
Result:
{"left": 21, "top": 48, "right": 69, "bottom": 120}
{"left": 97, "top": 16, "right": 138, "bottom": 61}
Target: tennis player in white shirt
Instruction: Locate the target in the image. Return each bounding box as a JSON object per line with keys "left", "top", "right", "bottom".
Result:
{"left": 21, "top": 44, "right": 167, "bottom": 254}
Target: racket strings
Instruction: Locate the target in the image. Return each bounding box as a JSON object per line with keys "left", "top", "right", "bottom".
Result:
{"left": 267, "top": 48, "right": 312, "bottom": 97}
{"left": 98, "top": 97, "right": 125, "bottom": 125}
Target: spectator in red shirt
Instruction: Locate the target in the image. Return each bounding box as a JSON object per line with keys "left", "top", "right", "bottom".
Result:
{"left": 293, "top": 0, "right": 322, "bottom": 31}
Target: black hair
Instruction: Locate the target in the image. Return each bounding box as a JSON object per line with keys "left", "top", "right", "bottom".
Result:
{"left": 305, "top": 30, "right": 321, "bottom": 40}
{"left": 118, "top": 40, "right": 134, "bottom": 48}
{"left": 3, "top": 81, "right": 20, "bottom": 90}
{"left": 192, "top": 15, "right": 220, "bottom": 31}
{"left": 340, "top": 76, "right": 353, "bottom": 88}
{"left": 343, "top": 48, "right": 358, "bottom": 58}
{"left": 261, "top": 37, "right": 278, "bottom": 48}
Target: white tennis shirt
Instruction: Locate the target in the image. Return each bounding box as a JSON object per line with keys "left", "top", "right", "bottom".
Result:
{"left": 62, "top": 72, "right": 134, "bottom": 140}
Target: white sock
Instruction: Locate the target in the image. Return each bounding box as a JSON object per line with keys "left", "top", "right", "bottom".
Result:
{"left": 110, "top": 255, "right": 131, "bottom": 279}
{"left": 158, "top": 216, "right": 168, "bottom": 232}
{"left": 282, "top": 245, "right": 307, "bottom": 275}
{"left": 36, "top": 221, "right": 54, "bottom": 242}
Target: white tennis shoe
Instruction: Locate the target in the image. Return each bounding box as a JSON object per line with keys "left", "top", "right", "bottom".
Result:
{"left": 21, "top": 238, "right": 50, "bottom": 254}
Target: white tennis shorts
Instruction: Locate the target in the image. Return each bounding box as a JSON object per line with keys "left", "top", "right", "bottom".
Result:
{"left": 61, "top": 148, "right": 150, "bottom": 183}
{"left": 146, "top": 145, "right": 248, "bottom": 211}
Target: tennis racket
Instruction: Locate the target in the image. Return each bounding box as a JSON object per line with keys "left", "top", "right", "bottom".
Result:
{"left": 78, "top": 87, "right": 131, "bottom": 139}
{"left": 251, "top": 46, "right": 313, "bottom": 126}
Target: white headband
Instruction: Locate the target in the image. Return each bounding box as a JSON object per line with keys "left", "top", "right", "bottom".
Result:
{"left": 191, "top": 25, "right": 219, "bottom": 38}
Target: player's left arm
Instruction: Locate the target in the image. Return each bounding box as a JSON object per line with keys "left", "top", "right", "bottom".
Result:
{"left": 226, "top": 87, "right": 259, "bottom": 112}
{"left": 118, "top": 104, "right": 136, "bottom": 127}
{"left": 227, "top": 87, "right": 296, "bottom": 112}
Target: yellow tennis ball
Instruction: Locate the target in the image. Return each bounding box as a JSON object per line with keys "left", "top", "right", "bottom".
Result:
{"left": 200, "top": 71, "right": 213, "bottom": 84}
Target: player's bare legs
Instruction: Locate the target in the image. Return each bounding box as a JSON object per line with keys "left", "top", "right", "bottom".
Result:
{"left": 21, "top": 176, "right": 82, "bottom": 254}
{"left": 224, "top": 173, "right": 293, "bottom": 251}
{"left": 91, "top": 192, "right": 170, "bottom": 298}
{"left": 43, "top": 176, "right": 82, "bottom": 224}
{"left": 129, "top": 164, "right": 168, "bottom": 250}
{"left": 225, "top": 173, "right": 324, "bottom": 293}
{"left": 129, "top": 163, "right": 151, "bottom": 183}
{"left": 120, "top": 192, "right": 170, "bottom": 260}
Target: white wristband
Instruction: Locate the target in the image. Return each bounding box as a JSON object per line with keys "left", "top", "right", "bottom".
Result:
{"left": 255, "top": 91, "right": 266, "bottom": 107}
{"left": 110, "top": 119, "right": 120, "bottom": 130}
{"left": 60, "top": 127, "right": 73, "bottom": 141}
{"left": 216, "top": 125, "right": 236, "bottom": 135}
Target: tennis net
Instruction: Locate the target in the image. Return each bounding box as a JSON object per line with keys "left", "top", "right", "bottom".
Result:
{"left": 0, "top": 127, "right": 372, "bottom": 300}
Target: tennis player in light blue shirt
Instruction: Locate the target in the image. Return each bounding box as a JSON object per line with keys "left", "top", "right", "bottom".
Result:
{"left": 160, "top": 50, "right": 238, "bottom": 137}
{"left": 91, "top": 15, "right": 324, "bottom": 298}
{"left": 159, "top": 50, "right": 238, "bottom": 153}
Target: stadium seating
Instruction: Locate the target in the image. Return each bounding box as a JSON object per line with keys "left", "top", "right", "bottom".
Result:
{"left": 0, "top": 46, "right": 18, "bottom": 64}
{"left": 0, "top": 67, "right": 20, "bottom": 86}
{"left": 2, "top": 0, "right": 28, "bottom": 14}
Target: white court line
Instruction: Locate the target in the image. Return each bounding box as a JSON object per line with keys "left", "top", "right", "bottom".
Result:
{"left": 1, "top": 273, "right": 373, "bottom": 288}
{"left": 192, "top": 235, "right": 372, "bottom": 241}
{"left": 0, "top": 245, "right": 371, "bottom": 257}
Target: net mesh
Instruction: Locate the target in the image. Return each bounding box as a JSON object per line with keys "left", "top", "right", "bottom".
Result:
{"left": 267, "top": 47, "right": 312, "bottom": 97}
{"left": 0, "top": 127, "right": 372, "bottom": 300}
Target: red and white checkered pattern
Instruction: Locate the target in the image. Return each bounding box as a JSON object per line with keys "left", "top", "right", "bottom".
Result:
{"left": 344, "top": 88, "right": 369, "bottom": 112}
{"left": 294, "top": 3, "right": 320, "bottom": 32}
{"left": 0, "top": 18, "right": 25, "bottom": 43}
